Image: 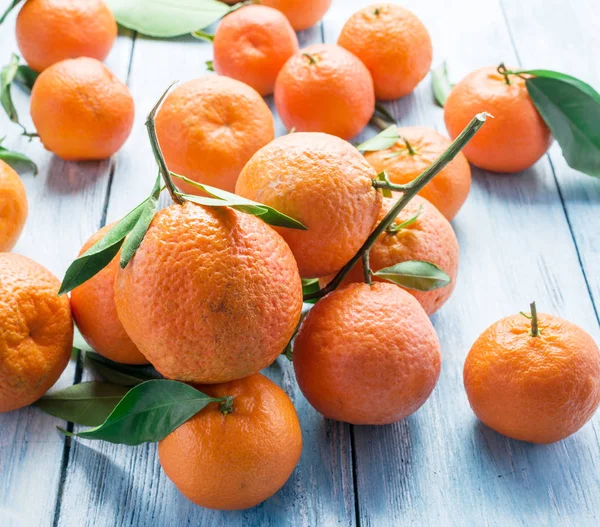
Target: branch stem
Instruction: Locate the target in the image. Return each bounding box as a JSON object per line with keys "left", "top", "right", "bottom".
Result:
{"left": 145, "top": 83, "right": 184, "bottom": 205}
{"left": 530, "top": 301, "right": 539, "bottom": 337}
{"left": 362, "top": 251, "right": 372, "bottom": 285}
{"left": 304, "top": 113, "right": 489, "bottom": 301}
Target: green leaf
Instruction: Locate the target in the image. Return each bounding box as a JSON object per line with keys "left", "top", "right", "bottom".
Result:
{"left": 387, "top": 205, "right": 423, "bottom": 234}
{"left": 172, "top": 173, "right": 307, "bottom": 230}
{"left": 106, "top": 0, "right": 230, "bottom": 38}
{"left": 14, "top": 65, "right": 38, "bottom": 91}
{"left": 191, "top": 29, "right": 214, "bottom": 42}
{"left": 0, "top": 137, "right": 37, "bottom": 174}
{"left": 301, "top": 278, "right": 320, "bottom": 297}
{"left": 519, "top": 70, "right": 600, "bottom": 177}
{"left": 58, "top": 380, "right": 224, "bottom": 445}
{"left": 374, "top": 171, "right": 392, "bottom": 198}
{"left": 356, "top": 125, "right": 399, "bottom": 152}
{"left": 205, "top": 60, "right": 214, "bottom": 72}
{"left": 432, "top": 61, "right": 454, "bottom": 107}
{"left": 119, "top": 174, "right": 161, "bottom": 268}
{"left": 1, "top": 53, "right": 20, "bottom": 124}
{"left": 84, "top": 351, "right": 162, "bottom": 387}
{"left": 374, "top": 260, "right": 451, "bottom": 291}
{"left": 34, "top": 382, "right": 129, "bottom": 427}
{"left": 0, "top": 0, "right": 23, "bottom": 25}
{"left": 59, "top": 200, "right": 149, "bottom": 295}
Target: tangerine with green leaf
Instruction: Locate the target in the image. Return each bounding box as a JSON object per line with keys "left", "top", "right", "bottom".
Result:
{"left": 364, "top": 126, "right": 471, "bottom": 221}
{"left": 114, "top": 201, "right": 303, "bottom": 383}
{"left": 70, "top": 223, "right": 147, "bottom": 365}
{"left": 16, "top": 0, "right": 117, "bottom": 72}
{"left": 0, "top": 253, "right": 73, "bottom": 412}
{"left": 445, "top": 65, "right": 552, "bottom": 173}
{"left": 294, "top": 282, "right": 441, "bottom": 424}
{"left": 158, "top": 373, "right": 302, "bottom": 510}
{"left": 213, "top": 5, "right": 298, "bottom": 96}
{"left": 338, "top": 3, "right": 432, "bottom": 100}
{"left": 235, "top": 131, "right": 382, "bottom": 278}
{"left": 320, "top": 195, "right": 459, "bottom": 315}
{"left": 156, "top": 75, "right": 274, "bottom": 193}
{"left": 0, "top": 160, "right": 28, "bottom": 252}
{"left": 464, "top": 303, "right": 600, "bottom": 443}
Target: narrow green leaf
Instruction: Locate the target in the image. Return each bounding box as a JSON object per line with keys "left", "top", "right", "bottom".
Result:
{"left": 374, "top": 171, "right": 392, "bottom": 198}
{"left": 357, "top": 125, "right": 399, "bottom": 152}
{"left": 192, "top": 29, "right": 214, "bottom": 42}
{"left": 119, "top": 174, "right": 161, "bottom": 268}
{"left": 34, "top": 382, "right": 129, "bottom": 427}
{"left": 1, "top": 53, "right": 20, "bottom": 124}
{"left": 374, "top": 260, "right": 451, "bottom": 291}
{"left": 301, "top": 278, "right": 320, "bottom": 297}
{"left": 0, "top": 0, "right": 23, "bottom": 25}
{"left": 387, "top": 205, "right": 423, "bottom": 233}
{"left": 0, "top": 138, "right": 37, "bottom": 174}
{"left": 59, "top": 200, "right": 149, "bottom": 295}
{"left": 58, "top": 380, "right": 224, "bottom": 445}
{"left": 432, "top": 61, "right": 454, "bottom": 107}
{"left": 85, "top": 351, "right": 162, "bottom": 387}
{"left": 106, "top": 0, "right": 230, "bottom": 38}
{"left": 521, "top": 70, "right": 600, "bottom": 177}
{"left": 172, "top": 173, "right": 307, "bottom": 230}
{"left": 206, "top": 60, "right": 214, "bottom": 72}
{"left": 14, "top": 65, "right": 39, "bottom": 91}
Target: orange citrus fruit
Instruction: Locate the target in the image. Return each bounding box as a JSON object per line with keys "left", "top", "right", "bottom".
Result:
{"left": 445, "top": 66, "right": 552, "bottom": 173}
{"left": 159, "top": 373, "right": 302, "bottom": 510}
{"left": 70, "top": 223, "right": 147, "bottom": 365}
{"left": 213, "top": 5, "right": 298, "bottom": 96}
{"left": 16, "top": 0, "right": 117, "bottom": 72}
{"left": 338, "top": 3, "right": 432, "bottom": 100}
{"left": 30, "top": 57, "right": 134, "bottom": 161}
{"left": 274, "top": 44, "right": 375, "bottom": 140}
{"left": 156, "top": 75, "right": 274, "bottom": 194}
{"left": 259, "top": 0, "right": 332, "bottom": 31}
{"left": 0, "top": 160, "right": 28, "bottom": 252}
{"left": 235, "top": 132, "right": 382, "bottom": 278}
{"left": 320, "top": 195, "right": 459, "bottom": 315}
{"left": 364, "top": 126, "right": 471, "bottom": 221}
{"left": 294, "top": 282, "right": 441, "bottom": 424}
{"left": 0, "top": 253, "right": 73, "bottom": 412}
{"left": 464, "top": 307, "right": 600, "bottom": 443}
{"left": 114, "top": 201, "right": 302, "bottom": 383}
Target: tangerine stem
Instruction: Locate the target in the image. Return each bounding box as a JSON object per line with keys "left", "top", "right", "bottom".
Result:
{"left": 304, "top": 112, "right": 490, "bottom": 301}
{"left": 401, "top": 136, "right": 417, "bottom": 155}
{"left": 530, "top": 301, "right": 539, "bottom": 337}
{"left": 362, "top": 251, "right": 372, "bottom": 285}
{"left": 219, "top": 396, "right": 234, "bottom": 415}
{"left": 146, "top": 82, "right": 185, "bottom": 206}
{"left": 497, "top": 62, "right": 512, "bottom": 85}
{"left": 303, "top": 53, "right": 317, "bottom": 65}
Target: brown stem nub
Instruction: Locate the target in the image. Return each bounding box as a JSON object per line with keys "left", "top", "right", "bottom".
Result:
{"left": 497, "top": 62, "right": 512, "bottom": 85}
{"left": 145, "top": 82, "right": 184, "bottom": 205}
{"left": 303, "top": 53, "right": 317, "bottom": 65}
{"left": 530, "top": 301, "right": 539, "bottom": 337}
{"left": 219, "top": 396, "right": 234, "bottom": 415}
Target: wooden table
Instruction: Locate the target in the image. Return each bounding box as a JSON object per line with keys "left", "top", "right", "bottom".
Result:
{"left": 1, "top": 0, "right": 599, "bottom": 525}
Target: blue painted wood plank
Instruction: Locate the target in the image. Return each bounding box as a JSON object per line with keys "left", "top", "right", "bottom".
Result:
{"left": 0, "top": 5, "right": 135, "bottom": 523}
{"left": 324, "top": 0, "right": 600, "bottom": 525}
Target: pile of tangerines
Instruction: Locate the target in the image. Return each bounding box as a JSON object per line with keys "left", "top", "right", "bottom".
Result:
{"left": 1, "top": 0, "right": 600, "bottom": 512}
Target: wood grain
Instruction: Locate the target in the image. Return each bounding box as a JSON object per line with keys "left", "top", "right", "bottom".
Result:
{"left": 0, "top": 6, "right": 134, "bottom": 525}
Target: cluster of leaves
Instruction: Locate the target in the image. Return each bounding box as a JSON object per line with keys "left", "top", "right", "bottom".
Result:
{"left": 432, "top": 61, "right": 600, "bottom": 178}
{"left": 34, "top": 347, "right": 228, "bottom": 445}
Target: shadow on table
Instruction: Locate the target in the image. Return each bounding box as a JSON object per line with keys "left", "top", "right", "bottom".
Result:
{"left": 46, "top": 156, "right": 112, "bottom": 195}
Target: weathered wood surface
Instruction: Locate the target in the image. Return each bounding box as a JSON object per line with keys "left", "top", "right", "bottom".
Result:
{"left": 1, "top": 0, "right": 599, "bottom": 525}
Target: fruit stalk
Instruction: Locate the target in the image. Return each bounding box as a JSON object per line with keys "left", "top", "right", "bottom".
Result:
{"left": 530, "top": 301, "right": 539, "bottom": 337}
{"left": 305, "top": 112, "right": 489, "bottom": 301}
{"left": 145, "top": 83, "right": 185, "bottom": 205}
